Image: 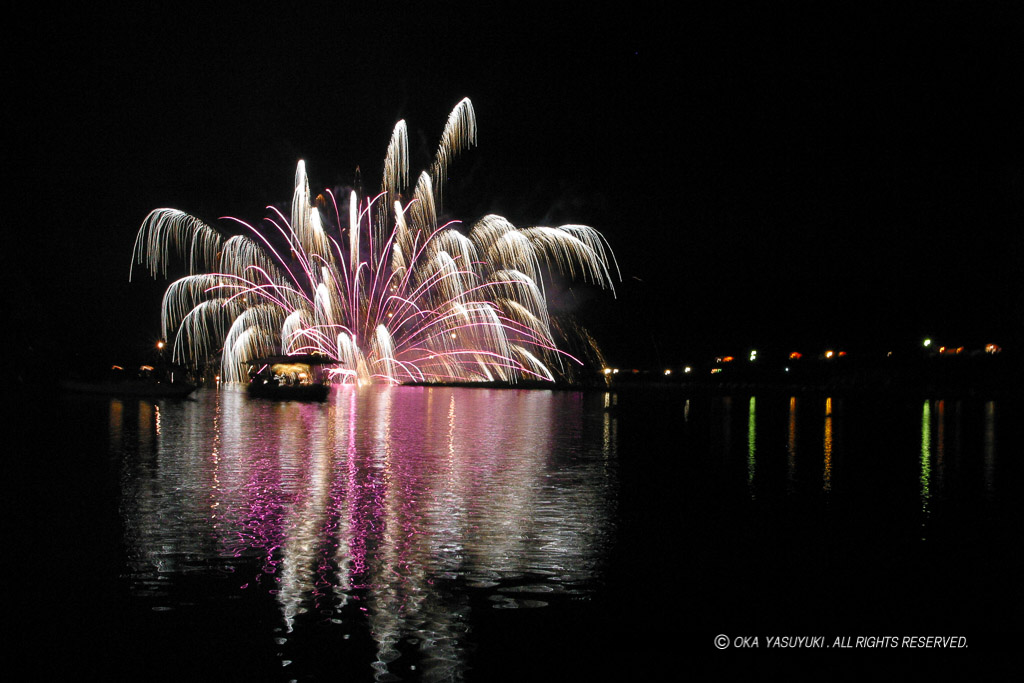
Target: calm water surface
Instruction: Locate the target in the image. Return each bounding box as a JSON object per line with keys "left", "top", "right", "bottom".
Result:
{"left": 18, "top": 386, "right": 1021, "bottom": 679}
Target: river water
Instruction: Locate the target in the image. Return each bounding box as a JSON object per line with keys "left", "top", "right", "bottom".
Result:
{"left": 16, "top": 386, "right": 1020, "bottom": 679}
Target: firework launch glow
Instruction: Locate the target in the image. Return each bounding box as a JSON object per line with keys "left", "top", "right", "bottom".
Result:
{"left": 132, "top": 99, "right": 618, "bottom": 385}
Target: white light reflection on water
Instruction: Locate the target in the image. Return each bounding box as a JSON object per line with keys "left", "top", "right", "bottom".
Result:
{"left": 115, "top": 386, "right": 617, "bottom": 680}
{"left": 602, "top": 391, "right": 618, "bottom": 459}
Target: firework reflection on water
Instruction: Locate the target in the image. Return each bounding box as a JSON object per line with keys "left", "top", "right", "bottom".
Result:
{"left": 118, "top": 386, "right": 618, "bottom": 680}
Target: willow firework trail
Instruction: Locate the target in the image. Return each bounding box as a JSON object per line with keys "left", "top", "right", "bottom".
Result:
{"left": 132, "top": 98, "right": 619, "bottom": 385}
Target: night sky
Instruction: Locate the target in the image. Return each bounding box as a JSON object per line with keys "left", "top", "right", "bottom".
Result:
{"left": 11, "top": 2, "right": 1022, "bottom": 372}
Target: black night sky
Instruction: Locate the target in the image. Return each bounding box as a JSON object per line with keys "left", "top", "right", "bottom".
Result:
{"left": 10, "top": 2, "right": 1022, "bottom": 373}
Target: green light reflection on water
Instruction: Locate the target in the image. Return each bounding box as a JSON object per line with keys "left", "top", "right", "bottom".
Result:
{"left": 747, "top": 397, "right": 756, "bottom": 492}
{"left": 920, "top": 400, "right": 932, "bottom": 540}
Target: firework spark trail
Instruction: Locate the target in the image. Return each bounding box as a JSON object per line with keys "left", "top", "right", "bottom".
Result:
{"left": 132, "top": 99, "right": 618, "bottom": 385}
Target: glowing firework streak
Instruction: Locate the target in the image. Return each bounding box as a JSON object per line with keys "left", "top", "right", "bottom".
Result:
{"left": 132, "top": 98, "right": 618, "bottom": 384}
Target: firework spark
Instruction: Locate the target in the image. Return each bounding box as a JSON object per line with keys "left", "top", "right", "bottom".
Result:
{"left": 132, "top": 98, "right": 618, "bottom": 385}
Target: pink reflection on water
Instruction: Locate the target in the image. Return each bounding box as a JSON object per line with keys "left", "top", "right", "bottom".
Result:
{"left": 117, "top": 385, "right": 613, "bottom": 678}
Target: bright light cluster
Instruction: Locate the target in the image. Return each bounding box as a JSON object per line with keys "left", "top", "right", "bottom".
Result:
{"left": 132, "top": 99, "right": 618, "bottom": 384}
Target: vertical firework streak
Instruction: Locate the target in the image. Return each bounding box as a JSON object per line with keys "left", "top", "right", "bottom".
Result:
{"left": 132, "top": 98, "right": 618, "bottom": 385}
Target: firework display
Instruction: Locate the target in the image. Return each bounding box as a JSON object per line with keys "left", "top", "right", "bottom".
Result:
{"left": 132, "top": 99, "right": 618, "bottom": 384}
